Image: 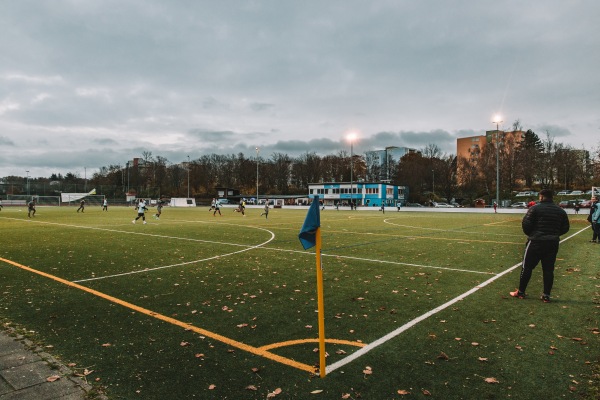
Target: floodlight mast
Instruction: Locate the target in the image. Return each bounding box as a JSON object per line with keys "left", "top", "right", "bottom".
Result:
{"left": 492, "top": 115, "right": 503, "bottom": 207}
{"left": 347, "top": 132, "right": 358, "bottom": 209}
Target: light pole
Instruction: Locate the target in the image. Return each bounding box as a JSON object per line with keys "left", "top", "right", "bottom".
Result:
{"left": 26, "top": 170, "right": 30, "bottom": 197}
{"left": 432, "top": 169, "right": 435, "bottom": 198}
{"left": 84, "top": 167, "right": 87, "bottom": 192}
{"left": 347, "top": 132, "right": 357, "bottom": 209}
{"left": 492, "top": 115, "right": 503, "bottom": 207}
{"left": 187, "top": 155, "right": 190, "bottom": 198}
{"left": 126, "top": 161, "right": 130, "bottom": 196}
{"left": 255, "top": 147, "right": 259, "bottom": 203}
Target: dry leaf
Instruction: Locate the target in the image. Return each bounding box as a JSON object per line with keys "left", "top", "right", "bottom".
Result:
{"left": 101, "top": 343, "right": 111, "bottom": 347}
{"left": 180, "top": 341, "right": 190, "bottom": 347}
{"left": 245, "top": 385, "right": 258, "bottom": 391}
{"left": 46, "top": 375, "right": 61, "bottom": 382}
{"left": 478, "top": 357, "right": 488, "bottom": 362}
{"left": 208, "top": 384, "right": 216, "bottom": 390}
{"left": 251, "top": 367, "right": 260, "bottom": 373}
{"left": 471, "top": 342, "right": 479, "bottom": 346}
{"left": 437, "top": 352, "right": 449, "bottom": 360}
{"left": 397, "top": 389, "right": 411, "bottom": 395}
{"left": 342, "top": 394, "right": 351, "bottom": 399}
{"left": 422, "top": 389, "right": 432, "bottom": 395}
{"left": 484, "top": 377, "right": 499, "bottom": 384}
{"left": 311, "top": 389, "right": 323, "bottom": 394}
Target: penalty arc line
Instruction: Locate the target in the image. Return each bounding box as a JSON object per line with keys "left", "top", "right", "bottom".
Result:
{"left": 325, "top": 226, "right": 587, "bottom": 374}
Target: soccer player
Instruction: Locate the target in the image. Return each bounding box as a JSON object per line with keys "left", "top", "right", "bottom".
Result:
{"left": 213, "top": 199, "right": 222, "bottom": 216}
{"left": 0, "top": 199, "right": 3, "bottom": 211}
{"left": 510, "top": 189, "right": 570, "bottom": 303}
{"left": 209, "top": 198, "right": 216, "bottom": 212}
{"left": 77, "top": 199, "right": 85, "bottom": 213}
{"left": 260, "top": 200, "right": 269, "bottom": 219}
{"left": 154, "top": 199, "right": 163, "bottom": 219}
{"left": 132, "top": 199, "right": 148, "bottom": 224}
{"left": 27, "top": 199, "right": 36, "bottom": 218}
{"left": 102, "top": 198, "right": 108, "bottom": 211}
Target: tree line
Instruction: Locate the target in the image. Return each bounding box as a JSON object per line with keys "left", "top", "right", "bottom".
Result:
{"left": 2, "top": 128, "right": 598, "bottom": 205}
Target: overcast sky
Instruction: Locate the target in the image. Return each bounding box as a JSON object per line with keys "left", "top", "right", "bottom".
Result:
{"left": 1, "top": 0, "right": 599, "bottom": 179}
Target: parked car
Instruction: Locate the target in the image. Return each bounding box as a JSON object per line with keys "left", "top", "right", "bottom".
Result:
{"left": 585, "top": 189, "right": 600, "bottom": 196}
{"left": 516, "top": 191, "right": 537, "bottom": 197}
{"left": 578, "top": 199, "right": 593, "bottom": 208}
{"left": 433, "top": 202, "right": 453, "bottom": 208}
{"left": 569, "top": 190, "right": 584, "bottom": 196}
{"left": 405, "top": 202, "right": 424, "bottom": 207}
{"left": 556, "top": 190, "right": 571, "bottom": 195}
{"left": 217, "top": 198, "right": 230, "bottom": 204}
{"left": 510, "top": 201, "right": 528, "bottom": 208}
{"left": 559, "top": 200, "right": 577, "bottom": 208}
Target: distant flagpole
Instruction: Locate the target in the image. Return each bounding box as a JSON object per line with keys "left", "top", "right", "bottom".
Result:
{"left": 298, "top": 196, "right": 326, "bottom": 377}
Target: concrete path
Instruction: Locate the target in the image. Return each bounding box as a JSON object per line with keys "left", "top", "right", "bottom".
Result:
{"left": 0, "top": 328, "right": 100, "bottom": 399}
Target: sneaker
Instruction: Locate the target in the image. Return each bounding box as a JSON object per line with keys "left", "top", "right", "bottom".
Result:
{"left": 143, "top": 221, "right": 147, "bottom": 224}
{"left": 132, "top": 220, "right": 135, "bottom": 224}
{"left": 541, "top": 294, "right": 550, "bottom": 303}
{"left": 509, "top": 289, "right": 527, "bottom": 299}
{"left": 590, "top": 240, "right": 597, "bottom": 243}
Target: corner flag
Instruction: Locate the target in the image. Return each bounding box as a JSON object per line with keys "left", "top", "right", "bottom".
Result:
{"left": 298, "top": 196, "right": 321, "bottom": 250}
{"left": 298, "top": 196, "right": 327, "bottom": 377}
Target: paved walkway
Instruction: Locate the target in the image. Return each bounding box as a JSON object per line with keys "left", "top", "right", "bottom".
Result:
{"left": 0, "top": 328, "right": 99, "bottom": 399}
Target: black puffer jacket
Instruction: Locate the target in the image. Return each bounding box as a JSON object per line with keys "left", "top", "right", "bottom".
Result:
{"left": 522, "top": 200, "right": 570, "bottom": 241}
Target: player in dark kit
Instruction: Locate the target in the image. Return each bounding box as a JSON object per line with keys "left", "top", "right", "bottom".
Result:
{"left": 28, "top": 199, "right": 36, "bottom": 218}
{"left": 77, "top": 199, "right": 85, "bottom": 212}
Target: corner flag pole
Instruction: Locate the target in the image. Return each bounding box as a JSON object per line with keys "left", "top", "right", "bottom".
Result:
{"left": 315, "top": 226, "right": 326, "bottom": 377}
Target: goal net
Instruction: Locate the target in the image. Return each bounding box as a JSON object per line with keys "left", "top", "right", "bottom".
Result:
{"left": 62, "top": 194, "right": 106, "bottom": 206}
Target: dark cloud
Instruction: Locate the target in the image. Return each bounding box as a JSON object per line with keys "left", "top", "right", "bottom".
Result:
{"left": 0, "top": 1, "right": 598, "bottom": 177}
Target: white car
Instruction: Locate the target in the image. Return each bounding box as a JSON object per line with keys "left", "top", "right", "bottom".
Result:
{"left": 510, "top": 202, "right": 528, "bottom": 208}
{"left": 569, "top": 190, "right": 583, "bottom": 196}
{"left": 433, "top": 202, "right": 453, "bottom": 208}
{"left": 556, "top": 190, "right": 571, "bottom": 195}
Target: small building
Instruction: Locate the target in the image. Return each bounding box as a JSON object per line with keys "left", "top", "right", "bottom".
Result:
{"left": 308, "top": 182, "right": 408, "bottom": 207}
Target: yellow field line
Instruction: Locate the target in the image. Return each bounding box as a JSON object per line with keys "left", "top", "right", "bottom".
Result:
{"left": 0, "top": 257, "right": 319, "bottom": 373}
{"left": 259, "top": 338, "right": 366, "bottom": 351}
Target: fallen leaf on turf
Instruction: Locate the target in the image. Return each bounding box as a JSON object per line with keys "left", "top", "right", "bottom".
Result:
{"left": 471, "top": 342, "right": 479, "bottom": 346}
{"left": 336, "top": 350, "right": 346, "bottom": 355}
{"left": 528, "top": 324, "right": 535, "bottom": 328}
{"left": 251, "top": 367, "right": 260, "bottom": 373}
{"left": 311, "top": 389, "right": 323, "bottom": 393}
{"left": 342, "top": 394, "right": 351, "bottom": 399}
{"left": 397, "top": 389, "right": 411, "bottom": 395}
{"left": 180, "top": 341, "right": 190, "bottom": 347}
{"left": 363, "top": 366, "right": 372, "bottom": 375}
{"left": 437, "top": 352, "right": 449, "bottom": 360}
{"left": 267, "top": 388, "right": 283, "bottom": 398}
{"left": 46, "top": 375, "right": 61, "bottom": 382}
{"left": 478, "top": 357, "right": 488, "bottom": 362}
{"left": 422, "top": 389, "right": 432, "bottom": 395}
{"left": 245, "top": 385, "right": 258, "bottom": 391}
{"left": 195, "top": 353, "right": 204, "bottom": 358}
{"left": 571, "top": 337, "right": 583, "bottom": 341}
{"left": 484, "top": 377, "right": 499, "bottom": 384}
{"left": 101, "top": 343, "right": 111, "bottom": 347}
{"left": 208, "top": 384, "right": 216, "bottom": 390}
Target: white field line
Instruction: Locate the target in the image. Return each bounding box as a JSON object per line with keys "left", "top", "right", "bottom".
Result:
{"left": 325, "top": 226, "right": 589, "bottom": 374}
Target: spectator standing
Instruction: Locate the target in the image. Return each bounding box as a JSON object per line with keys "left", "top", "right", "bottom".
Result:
{"left": 590, "top": 197, "right": 599, "bottom": 243}
{"left": 510, "top": 189, "right": 570, "bottom": 303}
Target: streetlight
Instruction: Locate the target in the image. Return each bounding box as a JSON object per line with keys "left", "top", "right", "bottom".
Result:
{"left": 255, "top": 147, "right": 259, "bottom": 203}
{"left": 432, "top": 169, "right": 435, "bottom": 198}
{"left": 347, "top": 132, "right": 358, "bottom": 209}
{"left": 492, "top": 115, "right": 503, "bottom": 207}
{"left": 187, "top": 155, "right": 190, "bottom": 198}
{"left": 26, "top": 170, "right": 30, "bottom": 197}
{"left": 84, "top": 166, "right": 87, "bottom": 192}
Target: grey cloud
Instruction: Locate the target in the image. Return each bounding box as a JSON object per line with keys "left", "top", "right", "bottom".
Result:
{"left": 0, "top": 136, "right": 15, "bottom": 146}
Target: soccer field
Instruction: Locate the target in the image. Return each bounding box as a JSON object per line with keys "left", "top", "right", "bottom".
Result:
{"left": 0, "top": 205, "right": 598, "bottom": 399}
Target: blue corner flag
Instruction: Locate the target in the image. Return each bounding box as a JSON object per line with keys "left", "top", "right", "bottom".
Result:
{"left": 298, "top": 196, "right": 321, "bottom": 250}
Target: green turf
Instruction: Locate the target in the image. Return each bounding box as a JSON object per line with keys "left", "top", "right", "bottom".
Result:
{"left": 1, "top": 206, "right": 598, "bottom": 399}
